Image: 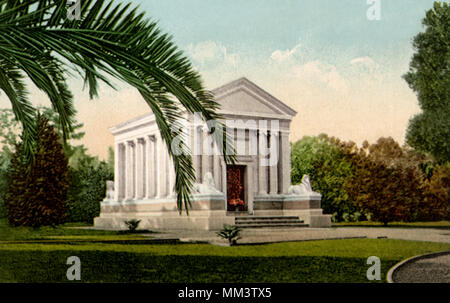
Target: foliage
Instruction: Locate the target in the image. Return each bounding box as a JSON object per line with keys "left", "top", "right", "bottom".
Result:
{"left": 216, "top": 224, "right": 242, "bottom": 245}
{"left": 403, "top": 2, "right": 450, "bottom": 163}
{"left": 0, "top": 107, "right": 85, "bottom": 158}
{"left": 124, "top": 219, "right": 142, "bottom": 233}
{"left": 343, "top": 138, "right": 427, "bottom": 225}
{"left": 0, "top": 107, "right": 86, "bottom": 220}
{"left": 419, "top": 164, "right": 450, "bottom": 221}
{"left": 65, "top": 156, "right": 113, "bottom": 224}
{"left": 4, "top": 115, "right": 69, "bottom": 227}
{"left": 0, "top": 0, "right": 234, "bottom": 213}
{"left": 291, "top": 134, "right": 356, "bottom": 221}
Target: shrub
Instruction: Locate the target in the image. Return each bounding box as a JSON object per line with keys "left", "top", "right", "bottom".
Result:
{"left": 65, "top": 158, "right": 113, "bottom": 224}
{"left": 343, "top": 138, "right": 424, "bottom": 225}
{"left": 4, "top": 115, "right": 69, "bottom": 227}
{"left": 216, "top": 224, "right": 242, "bottom": 246}
{"left": 291, "top": 134, "right": 356, "bottom": 221}
{"left": 418, "top": 164, "right": 450, "bottom": 221}
{"left": 124, "top": 219, "right": 141, "bottom": 232}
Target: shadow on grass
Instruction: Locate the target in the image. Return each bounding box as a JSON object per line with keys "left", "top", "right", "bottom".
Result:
{"left": 0, "top": 250, "right": 393, "bottom": 283}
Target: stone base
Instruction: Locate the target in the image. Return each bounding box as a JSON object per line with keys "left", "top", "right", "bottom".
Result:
{"left": 94, "top": 193, "right": 331, "bottom": 230}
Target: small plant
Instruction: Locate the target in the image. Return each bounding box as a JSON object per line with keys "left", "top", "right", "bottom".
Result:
{"left": 124, "top": 219, "right": 141, "bottom": 233}
{"left": 216, "top": 224, "right": 242, "bottom": 246}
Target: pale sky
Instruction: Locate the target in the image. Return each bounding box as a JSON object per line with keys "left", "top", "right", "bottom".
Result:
{"left": 1, "top": 0, "right": 441, "bottom": 159}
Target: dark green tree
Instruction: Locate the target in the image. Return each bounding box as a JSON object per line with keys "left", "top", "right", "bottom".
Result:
{"left": 4, "top": 115, "right": 69, "bottom": 227}
{"left": 291, "top": 134, "right": 356, "bottom": 221}
{"left": 403, "top": 2, "right": 450, "bottom": 163}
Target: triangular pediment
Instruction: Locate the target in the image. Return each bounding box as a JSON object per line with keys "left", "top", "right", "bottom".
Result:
{"left": 212, "top": 77, "right": 297, "bottom": 120}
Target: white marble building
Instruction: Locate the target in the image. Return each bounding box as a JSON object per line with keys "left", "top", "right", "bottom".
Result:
{"left": 94, "top": 78, "right": 331, "bottom": 230}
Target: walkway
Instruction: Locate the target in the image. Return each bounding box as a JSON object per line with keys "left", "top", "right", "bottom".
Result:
{"left": 392, "top": 252, "right": 450, "bottom": 283}
{"left": 148, "top": 226, "right": 450, "bottom": 244}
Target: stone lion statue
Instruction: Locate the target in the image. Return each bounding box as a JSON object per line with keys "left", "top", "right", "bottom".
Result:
{"left": 105, "top": 180, "right": 115, "bottom": 200}
{"left": 288, "top": 175, "right": 316, "bottom": 195}
{"left": 193, "top": 172, "right": 222, "bottom": 194}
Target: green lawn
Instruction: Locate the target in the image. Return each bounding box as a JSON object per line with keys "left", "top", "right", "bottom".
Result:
{"left": 1, "top": 219, "right": 449, "bottom": 283}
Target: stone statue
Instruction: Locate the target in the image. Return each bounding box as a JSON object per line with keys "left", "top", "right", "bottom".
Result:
{"left": 193, "top": 172, "right": 222, "bottom": 194}
{"left": 288, "top": 175, "right": 318, "bottom": 195}
{"left": 105, "top": 180, "right": 115, "bottom": 200}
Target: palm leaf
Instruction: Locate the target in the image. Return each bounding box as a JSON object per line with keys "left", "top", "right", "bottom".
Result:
{"left": 0, "top": 0, "right": 235, "bottom": 213}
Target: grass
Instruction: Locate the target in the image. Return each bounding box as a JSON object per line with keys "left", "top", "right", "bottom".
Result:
{"left": 1, "top": 218, "right": 449, "bottom": 283}
{"left": 333, "top": 220, "right": 450, "bottom": 229}
{"left": 0, "top": 218, "right": 149, "bottom": 242}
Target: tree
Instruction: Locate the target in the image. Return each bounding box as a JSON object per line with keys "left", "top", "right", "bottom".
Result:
{"left": 66, "top": 157, "right": 113, "bottom": 224}
{"left": 4, "top": 115, "right": 69, "bottom": 227}
{"left": 291, "top": 134, "right": 356, "bottom": 221}
{"left": 419, "top": 164, "right": 450, "bottom": 221}
{"left": 0, "top": 1, "right": 233, "bottom": 213}
{"left": 343, "top": 138, "right": 424, "bottom": 226}
{"left": 403, "top": 2, "right": 450, "bottom": 163}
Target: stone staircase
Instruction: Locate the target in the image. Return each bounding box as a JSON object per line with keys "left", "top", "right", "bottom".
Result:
{"left": 234, "top": 216, "right": 308, "bottom": 228}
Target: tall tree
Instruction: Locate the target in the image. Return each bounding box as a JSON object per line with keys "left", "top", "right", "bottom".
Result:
{"left": 5, "top": 114, "right": 69, "bottom": 227}
{"left": 0, "top": 0, "right": 233, "bottom": 213}
{"left": 403, "top": 2, "right": 450, "bottom": 163}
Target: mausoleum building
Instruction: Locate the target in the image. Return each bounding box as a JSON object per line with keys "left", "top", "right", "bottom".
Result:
{"left": 94, "top": 78, "right": 331, "bottom": 230}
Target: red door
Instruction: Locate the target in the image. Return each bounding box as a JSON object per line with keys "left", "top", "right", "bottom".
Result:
{"left": 226, "top": 165, "right": 246, "bottom": 211}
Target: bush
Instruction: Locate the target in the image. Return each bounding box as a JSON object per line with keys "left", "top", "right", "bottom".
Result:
{"left": 65, "top": 158, "right": 113, "bottom": 224}
{"left": 125, "top": 219, "right": 141, "bottom": 232}
{"left": 4, "top": 115, "right": 69, "bottom": 227}
{"left": 343, "top": 138, "right": 425, "bottom": 225}
{"left": 418, "top": 164, "right": 450, "bottom": 221}
{"left": 291, "top": 134, "right": 357, "bottom": 221}
{"left": 216, "top": 225, "right": 242, "bottom": 245}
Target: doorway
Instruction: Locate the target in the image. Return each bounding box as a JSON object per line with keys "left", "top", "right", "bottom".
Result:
{"left": 226, "top": 165, "right": 247, "bottom": 211}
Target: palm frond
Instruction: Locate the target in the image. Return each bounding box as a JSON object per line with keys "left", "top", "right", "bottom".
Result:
{"left": 0, "top": 0, "right": 235, "bottom": 212}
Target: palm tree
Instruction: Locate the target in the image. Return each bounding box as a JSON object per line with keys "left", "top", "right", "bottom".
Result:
{"left": 0, "top": 0, "right": 232, "bottom": 212}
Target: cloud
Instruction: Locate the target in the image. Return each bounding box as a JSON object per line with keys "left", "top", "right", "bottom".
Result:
{"left": 270, "top": 44, "right": 301, "bottom": 63}
{"left": 350, "top": 56, "right": 375, "bottom": 66}
{"left": 290, "top": 60, "right": 349, "bottom": 94}
{"left": 186, "top": 41, "right": 239, "bottom": 69}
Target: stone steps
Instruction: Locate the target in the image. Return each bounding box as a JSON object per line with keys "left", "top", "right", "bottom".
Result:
{"left": 235, "top": 216, "right": 308, "bottom": 229}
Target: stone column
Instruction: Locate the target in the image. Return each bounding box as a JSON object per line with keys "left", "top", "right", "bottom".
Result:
{"left": 168, "top": 152, "right": 176, "bottom": 197}
{"left": 161, "top": 141, "right": 169, "bottom": 197}
{"left": 145, "top": 135, "right": 155, "bottom": 198}
{"left": 155, "top": 134, "right": 164, "bottom": 198}
{"left": 194, "top": 125, "right": 202, "bottom": 183}
{"left": 258, "top": 131, "right": 268, "bottom": 195}
{"left": 279, "top": 131, "right": 291, "bottom": 194}
{"left": 114, "top": 143, "right": 120, "bottom": 201}
{"left": 213, "top": 151, "right": 221, "bottom": 191}
{"left": 246, "top": 163, "right": 254, "bottom": 215}
{"left": 250, "top": 129, "right": 259, "bottom": 195}
{"left": 221, "top": 159, "right": 227, "bottom": 194}
{"left": 201, "top": 128, "right": 211, "bottom": 182}
{"left": 116, "top": 143, "right": 126, "bottom": 201}
{"left": 269, "top": 131, "right": 279, "bottom": 195}
{"left": 136, "top": 138, "right": 145, "bottom": 199}
{"left": 125, "top": 141, "right": 134, "bottom": 200}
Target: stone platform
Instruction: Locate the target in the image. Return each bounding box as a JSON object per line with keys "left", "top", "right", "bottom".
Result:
{"left": 94, "top": 193, "right": 332, "bottom": 231}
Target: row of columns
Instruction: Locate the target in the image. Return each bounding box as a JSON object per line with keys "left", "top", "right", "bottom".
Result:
{"left": 114, "top": 134, "right": 175, "bottom": 201}
{"left": 113, "top": 126, "right": 291, "bottom": 202}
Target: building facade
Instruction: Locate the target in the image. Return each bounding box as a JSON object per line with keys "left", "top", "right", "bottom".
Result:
{"left": 94, "top": 78, "right": 331, "bottom": 230}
